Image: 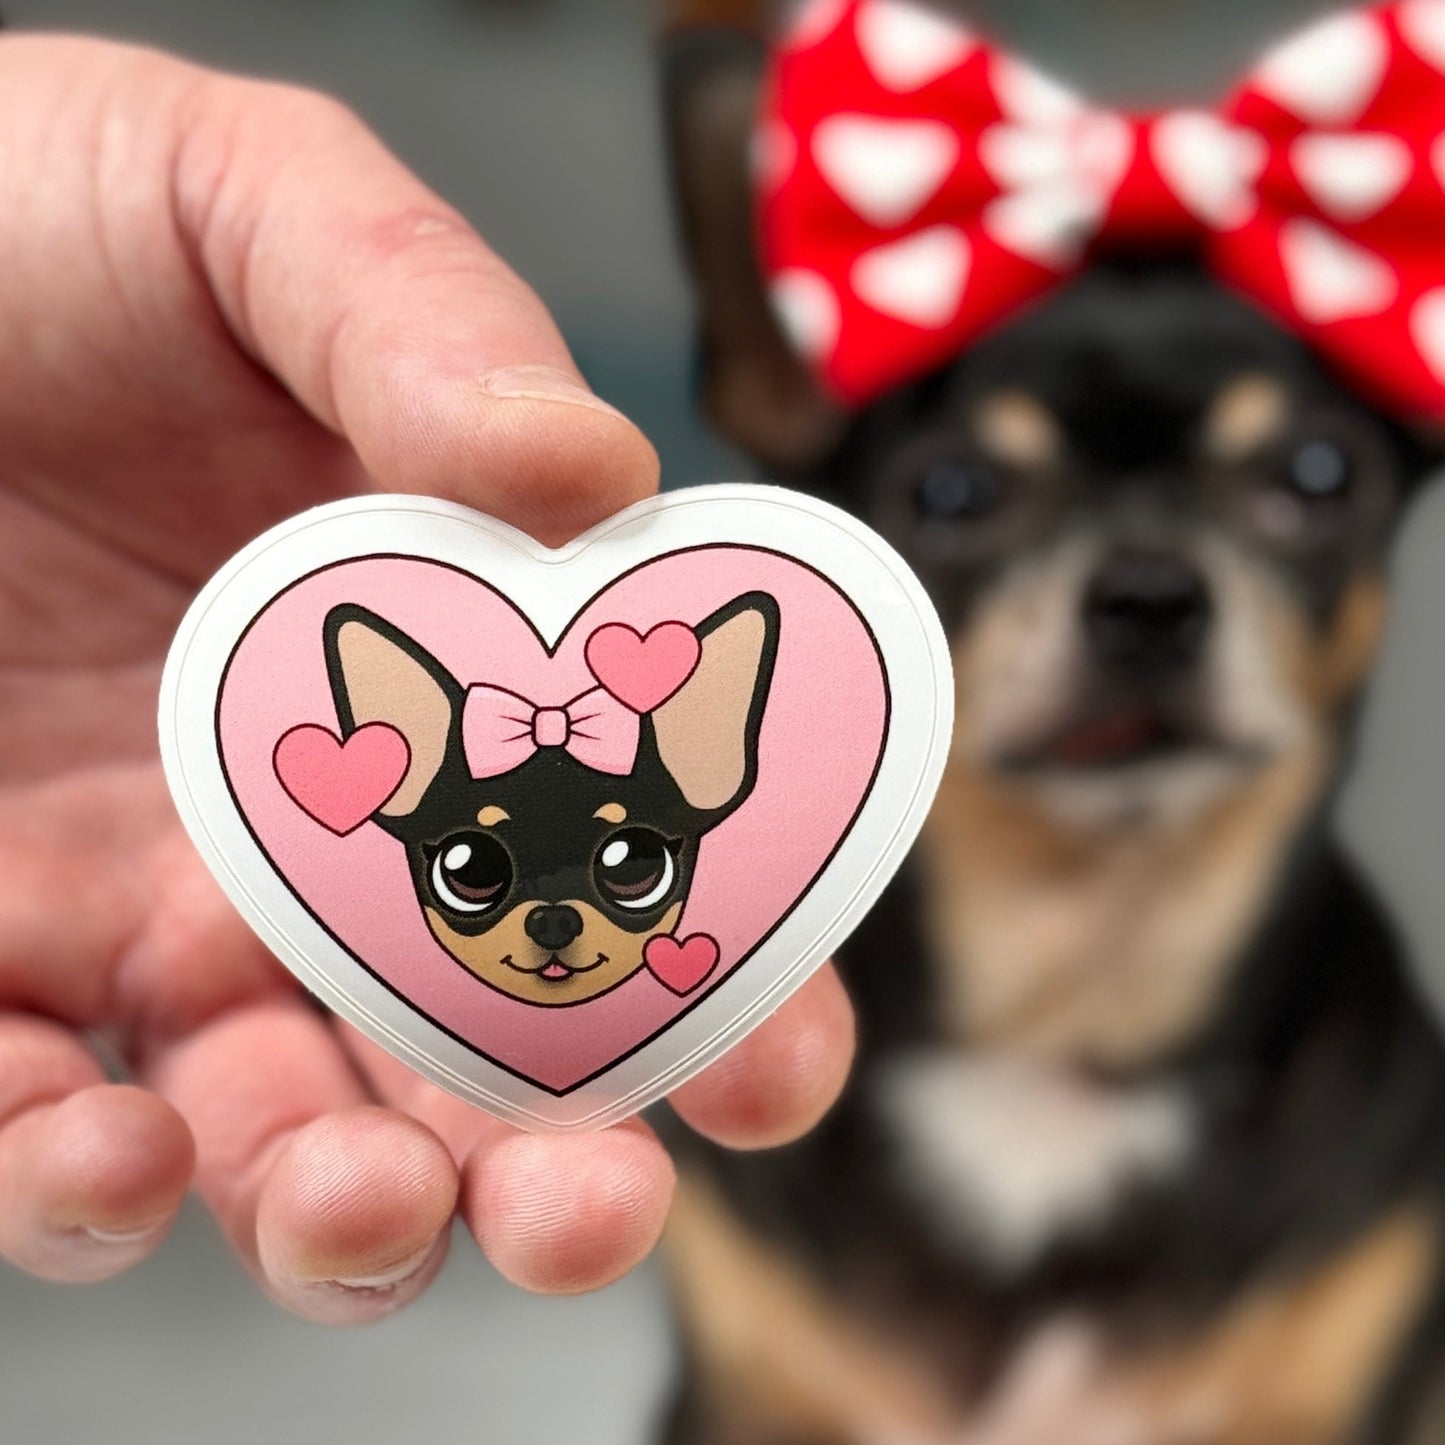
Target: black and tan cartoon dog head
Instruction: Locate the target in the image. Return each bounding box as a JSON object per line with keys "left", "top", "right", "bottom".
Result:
{"left": 322, "top": 593, "right": 778, "bottom": 1006}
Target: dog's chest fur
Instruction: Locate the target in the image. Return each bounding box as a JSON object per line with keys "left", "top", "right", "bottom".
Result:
{"left": 875, "top": 1049, "right": 1195, "bottom": 1275}
{"left": 670, "top": 808, "right": 1445, "bottom": 1442}
{"left": 853, "top": 745, "right": 1320, "bottom": 1277}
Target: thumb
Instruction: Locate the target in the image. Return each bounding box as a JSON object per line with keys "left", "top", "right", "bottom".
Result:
{"left": 178, "top": 75, "right": 659, "bottom": 544}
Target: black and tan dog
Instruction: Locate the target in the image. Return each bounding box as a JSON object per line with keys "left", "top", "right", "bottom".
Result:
{"left": 319, "top": 596, "right": 776, "bottom": 1005}
{"left": 657, "top": 18, "right": 1445, "bottom": 1445}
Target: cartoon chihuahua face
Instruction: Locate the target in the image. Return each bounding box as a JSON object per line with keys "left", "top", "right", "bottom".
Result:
{"left": 321, "top": 594, "right": 779, "bottom": 1005}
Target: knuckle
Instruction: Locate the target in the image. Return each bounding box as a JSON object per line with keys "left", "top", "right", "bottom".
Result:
{"left": 232, "top": 76, "right": 363, "bottom": 144}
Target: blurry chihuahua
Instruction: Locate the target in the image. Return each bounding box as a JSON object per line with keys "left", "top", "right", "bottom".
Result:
{"left": 658, "top": 5, "right": 1445, "bottom": 1442}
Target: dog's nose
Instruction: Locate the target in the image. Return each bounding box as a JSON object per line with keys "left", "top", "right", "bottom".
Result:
{"left": 524, "top": 904, "right": 585, "bottom": 952}
{"left": 1083, "top": 551, "right": 1211, "bottom": 675}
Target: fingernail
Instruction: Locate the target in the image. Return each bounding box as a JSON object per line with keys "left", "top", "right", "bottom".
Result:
{"left": 81, "top": 1219, "right": 167, "bottom": 1247}
{"left": 325, "top": 1239, "right": 438, "bottom": 1292}
{"left": 476, "top": 365, "right": 626, "bottom": 419}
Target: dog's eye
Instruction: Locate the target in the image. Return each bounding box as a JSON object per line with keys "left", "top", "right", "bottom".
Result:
{"left": 914, "top": 459, "right": 1001, "bottom": 521}
{"left": 594, "top": 828, "right": 677, "bottom": 912}
{"left": 1286, "top": 440, "right": 1351, "bottom": 501}
{"left": 430, "top": 831, "right": 512, "bottom": 915}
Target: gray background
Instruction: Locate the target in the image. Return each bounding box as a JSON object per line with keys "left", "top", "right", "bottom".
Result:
{"left": 4, "top": 2, "right": 1445, "bottom": 1443}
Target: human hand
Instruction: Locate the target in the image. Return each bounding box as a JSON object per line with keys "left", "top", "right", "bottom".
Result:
{"left": 0, "top": 35, "right": 855, "bottom": 1320}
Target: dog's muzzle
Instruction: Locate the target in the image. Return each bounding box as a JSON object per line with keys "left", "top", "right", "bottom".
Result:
{"left": 1082, "top": 550, "right": 1212, "bottom": 680}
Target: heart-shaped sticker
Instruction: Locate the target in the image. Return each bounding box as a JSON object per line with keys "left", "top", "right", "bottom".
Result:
{"left": 159, "top": 487, "right": 951, "bottom": 1130}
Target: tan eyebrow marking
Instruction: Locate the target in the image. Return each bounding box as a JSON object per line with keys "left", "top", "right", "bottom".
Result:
{"left": 1205, "top": 375, "right": 1291, "bottom": 461}
{"left": 477, "top": 806, "right": 510, "bottom": 827}
{"left": 594, "top": 803, "right": 627, "bottom": 824}
{"left": 972, "top": 391, "right": 1062, "bottom": 470}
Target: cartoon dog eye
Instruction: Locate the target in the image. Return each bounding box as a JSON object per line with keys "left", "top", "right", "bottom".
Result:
{"left": 429, "top": 830, "right": 513, "bottom": 915}
{"left": 594, "top": 828, "right": 678, "bottom": 911}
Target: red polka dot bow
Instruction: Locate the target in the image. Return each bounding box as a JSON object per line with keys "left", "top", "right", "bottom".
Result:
{"left": 757, "top": 0, "right": 1445, "bottom": 414}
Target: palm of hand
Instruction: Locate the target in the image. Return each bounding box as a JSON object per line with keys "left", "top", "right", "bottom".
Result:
{"left": 0, "top": 241, "right": 357, "bottom": 1044}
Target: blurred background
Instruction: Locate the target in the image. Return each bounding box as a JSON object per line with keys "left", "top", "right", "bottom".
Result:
{"left": 5, "top": 0, "right": 1445, "bottom": 1440}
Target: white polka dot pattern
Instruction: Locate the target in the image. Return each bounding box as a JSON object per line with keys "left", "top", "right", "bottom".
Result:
{"left": 757, "top": 0, "right": 1445, "bottom": 416}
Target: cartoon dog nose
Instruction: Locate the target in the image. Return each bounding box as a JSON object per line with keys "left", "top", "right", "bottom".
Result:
{"left": 1083, "top": 552, "right": 1211, "bottom": 674}
{"left": 524, "top": 904, "right": 584, "bottom": 952}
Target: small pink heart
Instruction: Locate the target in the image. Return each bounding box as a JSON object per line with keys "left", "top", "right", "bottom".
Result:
{"left": 644, "top": 932, "right": 721, "bottom": 995}
{"left": 585, "top": 621, "right": 701, "bottom": 714}
{"left": 273, "top": 723, "right": 410, "bottom": 836}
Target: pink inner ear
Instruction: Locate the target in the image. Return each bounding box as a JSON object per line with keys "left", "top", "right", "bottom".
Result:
{"left": 273, "top": 722, "right": 410, "bottom": 836}
{"left": 584, "top": 621, "right": 701, "bottom": 713}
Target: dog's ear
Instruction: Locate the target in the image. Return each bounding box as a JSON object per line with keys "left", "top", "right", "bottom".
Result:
{"left": 323, "top": 605, "right": 463, "bottom": 819}
{"left": 660, "top": 14, "right": 846, "bottom": 475}
{"left": 652, "top": 592, "right": 779, "bottom": 819}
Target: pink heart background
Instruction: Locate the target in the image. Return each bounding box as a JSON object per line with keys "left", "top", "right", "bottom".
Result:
{"left": 217, "top": 547, "right": 888, "bottom": 1094}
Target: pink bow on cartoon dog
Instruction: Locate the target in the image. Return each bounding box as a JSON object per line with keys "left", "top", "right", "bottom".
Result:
{"left": 460, "top": 619, "right": 706, "bottom": 778}
{"left": 461, "top": 684, "right": 641, "bottom": 778}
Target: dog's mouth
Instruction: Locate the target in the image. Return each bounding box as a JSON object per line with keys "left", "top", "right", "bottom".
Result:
{"left": 1028, "top": 701, "right": 1192, "bottom": 770}
{"left": 500, "top": 953, "right": 609, "bottom": 982}
{"left": 999, "top": 698, "right": 1260, "bottom": 775}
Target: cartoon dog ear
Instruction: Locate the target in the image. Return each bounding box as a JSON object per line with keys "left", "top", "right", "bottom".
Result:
{"left": 323, "top": 605, "right": 463, "bottom": 818}
{"left": 651, "top": 592, "right": 779, "bottom": 818}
